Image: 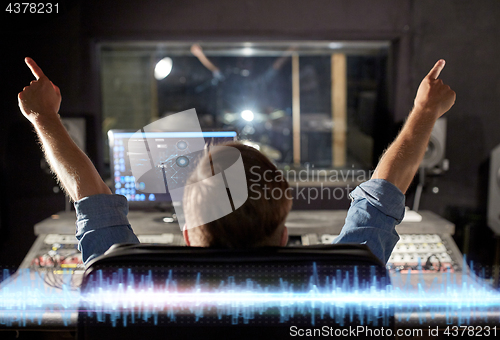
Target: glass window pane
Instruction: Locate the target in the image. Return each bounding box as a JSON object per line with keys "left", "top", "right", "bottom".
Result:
{"left": 100, "top": 42, "right": 389, "bottom": 171}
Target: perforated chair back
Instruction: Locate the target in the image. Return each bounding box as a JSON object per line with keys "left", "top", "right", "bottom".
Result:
{"left": 78, "top": 244, "right": 394, "bottom": 339}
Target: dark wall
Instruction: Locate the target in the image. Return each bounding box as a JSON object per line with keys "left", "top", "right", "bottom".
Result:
{"left": 411, "top": 1, "right": 500, "bottom": 213}
{"left": 1, "top": 0, "right": 499, "bottom": 266}
{"left": 0, "top": 2, "right": 85, "bottom": 266}
{"left": 409, "top": 1, "right": 500, "bottom": 264}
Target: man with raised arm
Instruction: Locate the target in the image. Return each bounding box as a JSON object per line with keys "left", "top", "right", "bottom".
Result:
{"left": 18, "top": 58, "right": 140, "bottom": 263}
{"left": 18, "top": 58, "right": 455, "bottom": 265}
{"left": 332, "top": 59, "right": 456, "bottom": 262}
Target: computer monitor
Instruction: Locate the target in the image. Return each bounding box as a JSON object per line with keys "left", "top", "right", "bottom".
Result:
{"left": 108, "top": 130, "right": 237, "bottom": 209}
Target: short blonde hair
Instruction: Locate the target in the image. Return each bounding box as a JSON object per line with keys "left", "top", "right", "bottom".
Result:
{"left": 183, "top": 142, "right": 291, "bottom": 248}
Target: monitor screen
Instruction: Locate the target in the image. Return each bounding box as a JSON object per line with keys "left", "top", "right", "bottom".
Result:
{"left": 108, "top": 130, "right": 237, "bottom": 208}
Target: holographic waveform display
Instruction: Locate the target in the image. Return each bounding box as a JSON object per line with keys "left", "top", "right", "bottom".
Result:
{"left": 79, "top": 264, "right": 393, "bottom": 328}
{"left": 0, "top": 268, "right": 78, "bottom": 327}
{"left": 1, "top": 262, "right": 500, "bottom": 328}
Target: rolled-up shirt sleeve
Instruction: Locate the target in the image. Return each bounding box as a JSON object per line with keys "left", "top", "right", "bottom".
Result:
{"left": 333, "top": 179, "right": 405, "bottom": 264}
{"left": 75, "top": 194, "right": 140, "bottom": 265}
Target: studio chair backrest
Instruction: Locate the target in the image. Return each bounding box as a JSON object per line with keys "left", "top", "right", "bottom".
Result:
{"left": 78, "top": 244, "right": 394, "bottom": 340}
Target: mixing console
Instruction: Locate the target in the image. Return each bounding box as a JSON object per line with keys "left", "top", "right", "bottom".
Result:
{"left": 27, "top": 233, "right": 185, "bottom": 289}
{"left": 33, "top": 232, "right": 462, "bottom": 280}
{"left": 306, "top": 233, "right": 462, "bottom": 273}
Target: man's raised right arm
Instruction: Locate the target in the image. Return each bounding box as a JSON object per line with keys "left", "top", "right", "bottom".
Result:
{"left": 372, "top": 59, "right": 456, "bottom": 193}
{"left": 335, "top": 60, "right": 456, "bottom": 263}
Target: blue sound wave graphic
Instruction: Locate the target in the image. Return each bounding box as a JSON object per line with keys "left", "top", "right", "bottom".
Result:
{"left": 1, "top": 263, "right": 499, "bottom": 328}
{"left": 80, "top": 264, "right": 392, "bottom": 328}
{"left": 0, "top": 268, "right": 78, "bottom": 327}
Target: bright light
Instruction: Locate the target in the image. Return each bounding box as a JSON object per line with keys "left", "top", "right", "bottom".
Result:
{"left": 241, "top": 110, "right": 254, "bottom": 122}
{"left": 328, "top": 42, "right": 343, "bottom": 49}
{"left": 242, "top": 47, "right": 253, "bottom": 56}
{"left": 154, "top": 57, "right": 173, "bottom": 80}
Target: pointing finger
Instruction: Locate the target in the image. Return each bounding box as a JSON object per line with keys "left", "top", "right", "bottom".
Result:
{"left": 427, "top": 59, "right": 446, "bottom": 80}
{"left": 25, "top": 57, "right": 46, "bottom": 80}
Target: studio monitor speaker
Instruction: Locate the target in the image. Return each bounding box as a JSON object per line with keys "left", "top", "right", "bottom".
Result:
{"left": 488, "top": 144, "right": 500, "bottom": 235}
{"left": 421, "top": 117, "right": 448, "bottom": 173}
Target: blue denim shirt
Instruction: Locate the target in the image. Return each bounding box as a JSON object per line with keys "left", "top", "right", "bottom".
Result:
{"left": 332, "top": 179, "right": 404, "bottom": 264}
{"left": 75, "top": 179, "right": 404, "bottom": 265}
{"left": 75, "top": 194, "right": 140, "bottom": 265}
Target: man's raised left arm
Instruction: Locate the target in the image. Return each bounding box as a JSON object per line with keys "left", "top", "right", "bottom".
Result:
{"left": 18, "top": 57, "right": 139, "bottom": 265}
{"left": 18, "top": 57, "right": 111, "bottom": 201}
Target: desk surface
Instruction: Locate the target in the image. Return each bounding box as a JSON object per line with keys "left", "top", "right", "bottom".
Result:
{"left": 35, "top": 210, "right": 455, "bottom": 236}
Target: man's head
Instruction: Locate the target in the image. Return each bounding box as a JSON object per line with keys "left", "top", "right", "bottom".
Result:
{"left": 183, "top": 141, "right": 292, "bottom": 248}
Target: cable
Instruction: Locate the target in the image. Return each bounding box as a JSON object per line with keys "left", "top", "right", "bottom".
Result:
{"left": 30, "top": 251, "right": 83, "bottom": 291}
{"left": 424, "top": 254, "right": 442, "bottom": 272}
{"left": 413, "top": 168, "right": 426, "bottom": 212}
{"left": 389, "top": 254, "right": 443, "bottom": 273}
